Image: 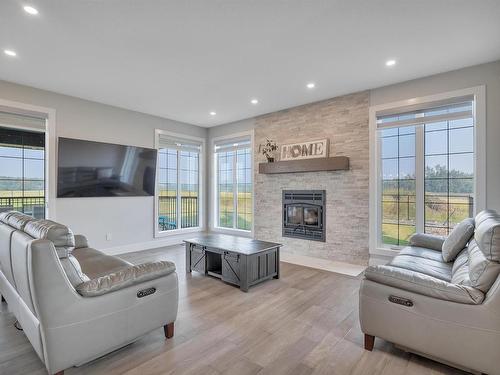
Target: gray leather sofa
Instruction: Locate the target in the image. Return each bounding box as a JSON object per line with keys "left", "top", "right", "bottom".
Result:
{"left": 0, "top": 211, "right": 178, "bottom": 375}
{"left": 360, "top": 210, "right": 500, "bottom": 374}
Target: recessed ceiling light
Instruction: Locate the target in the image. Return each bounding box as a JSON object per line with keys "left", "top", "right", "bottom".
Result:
{"left": 306, "top": 82, "right": 315, "bottom": 89}
{"left": 385, "top": 59, "right": 397, "bottom": 67}
{"left": 23, "top": 5, "right": 39, "bottom": 15}
{"left": 251, "top": 99, "right": 259, "bottom": 105}
{"left": 210, "top": 111, "right": 216, "bottom": 116}
{"left": 4, "top": 49, "right": 17, "bottom": 57}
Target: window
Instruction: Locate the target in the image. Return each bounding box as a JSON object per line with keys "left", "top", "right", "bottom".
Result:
{"left": 380, "top": 125, "right": 416, "bottom": 245}
{"left": 156, "top": 133, "right": 201, "bottom": 232}
{"left": 377, "top": 99, "right": 476, "bottom": 246}
{"left": 0, "top": 126, "right": 45, "bottom": 218}
{"left": 214, "top": 137, "right": 252, "bottom": 231}
{"left": 424, "top": 103, "right": 474, "bottom": 236}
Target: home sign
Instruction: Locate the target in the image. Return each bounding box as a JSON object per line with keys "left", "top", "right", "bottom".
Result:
{"left": 280, "top": 139, "right": 329, "bottom": 161}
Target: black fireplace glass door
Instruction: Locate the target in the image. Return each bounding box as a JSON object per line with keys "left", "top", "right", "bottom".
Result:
{"left": 287, "top": 205, "right": 303, "bottom": 225}
{"left": 303, "top": 207, "right": 319, "bottom": 226}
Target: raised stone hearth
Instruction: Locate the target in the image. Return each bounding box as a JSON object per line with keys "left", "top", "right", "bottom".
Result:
{"left": 254, "top": 91, "right": 369, "bottom": 266}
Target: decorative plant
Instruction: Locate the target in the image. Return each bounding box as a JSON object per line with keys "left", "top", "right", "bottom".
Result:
{"left": 259, "top": 139, "right": 278, "bottom": 162}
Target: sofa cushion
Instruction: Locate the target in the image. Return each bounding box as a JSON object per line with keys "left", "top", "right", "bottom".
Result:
{"left": 409, "top": 233, "right": 445, "bottom": 252}
{"left": 60, "top": 255, "right": 90, "bottom": 287}
{"left": 73, "top": 247, "right": 133, "bottom": 279}
{"left": 451, "top": 248, "right": 471, "bottom": 285}
{"left": 442, "top": 218, "right": 475, "bottom": 262}
{"left": 389, "top": 253, "right": 452, "bottom": 282}
{"left": 76, "top": 260, "right": 176, "bottom": 297}
{"left": 468, "top": 239, "right": 500, "bottom": 292}
{"left": 474, "top": 210, "right": 500, "bottom": 262}
{"left": 0, "top": 211, "right": 36, "bottom": 230}
{"left": 364, "top": 265, "right": 484, "bottom": 304}
{"left": 24, "top": 219, "right": 75, "bottom": 258}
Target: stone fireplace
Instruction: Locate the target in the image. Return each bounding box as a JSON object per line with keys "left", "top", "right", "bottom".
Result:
{"left": 254, "top": 91, "right": 370, "bottom": 266}
{"left": 282, "top": 190, "right": 325, "bottom": 242}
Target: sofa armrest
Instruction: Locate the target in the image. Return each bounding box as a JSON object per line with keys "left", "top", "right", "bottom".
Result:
{"left": 74, "top": 234, "right": 89, "bottom": 249}
{"left": 409, "top": 233, "right": 445, "bottom": 251}
{"left": 76, "top": 261, "right": 176, "bottom": 297}
{"left": 364, "top": 265, "right": 484, "bottom": 304}
{"left": 29, "top": 241, "right": 179, "bottom": 374}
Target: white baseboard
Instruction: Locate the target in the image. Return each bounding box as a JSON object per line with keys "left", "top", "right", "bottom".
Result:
{"left": 102, "top": 236, "right": 186, "bottom": 256}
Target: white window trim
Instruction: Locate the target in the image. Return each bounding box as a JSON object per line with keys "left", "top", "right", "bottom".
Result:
{"left": 154, "top": 129, "right": 206, "bottom": 238}
{"left": 0, "top": 98, "right": 57, "bottom": 220}
{"left": 369, "top": 86, "right": 486, "bottom": 260}
{"left": 210, "top": 130, "right": 255, "bottom": 237}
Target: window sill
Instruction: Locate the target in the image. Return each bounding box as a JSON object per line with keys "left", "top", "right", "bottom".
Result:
{"left": 211, "top": 226, "right": 253, "bottom": 238}
{"left": 155, "top": 226, "right": 204, "bottom": 238}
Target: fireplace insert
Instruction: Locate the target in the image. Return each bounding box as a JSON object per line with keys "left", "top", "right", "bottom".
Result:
{"left": 282, "top": 190, "right": 325, "bottom": 241}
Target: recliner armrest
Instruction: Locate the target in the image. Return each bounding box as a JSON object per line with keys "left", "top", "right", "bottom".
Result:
{"left": 409, "top": 233, "right": 445, "bottom": 251}
{"left": 76, "top": 260, "right": 176, "bottom": 297}
{"left": 364, "top": 265, "right": 484, "bottom": 304}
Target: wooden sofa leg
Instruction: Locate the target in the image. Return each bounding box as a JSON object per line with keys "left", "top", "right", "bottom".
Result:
{"left": 54, "top": 371, "right": 64, "bottom": 375}
{"left": 164, "top": 322, "right": 174, "bottom": 339}
{"left": 364, "top": 334, "right": 375, "bottom": 351}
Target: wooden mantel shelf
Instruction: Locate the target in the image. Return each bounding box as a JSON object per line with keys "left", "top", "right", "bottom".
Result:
{"left": 258, "top": 156, "right": 349, "bottom": 174}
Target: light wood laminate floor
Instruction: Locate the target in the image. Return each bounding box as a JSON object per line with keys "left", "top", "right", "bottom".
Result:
{"left": 0, "top": 245, "right": 469, "bottom": 375}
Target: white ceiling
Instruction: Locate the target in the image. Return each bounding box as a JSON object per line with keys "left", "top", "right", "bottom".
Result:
{"left": 1, "top": 1, "right": 500, "bottom": 127}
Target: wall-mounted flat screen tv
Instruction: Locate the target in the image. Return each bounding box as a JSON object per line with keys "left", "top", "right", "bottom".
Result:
{"left": 57, "top": 137, "right": 157, "bottom": 197}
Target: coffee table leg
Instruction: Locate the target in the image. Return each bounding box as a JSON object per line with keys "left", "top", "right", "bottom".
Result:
{"left": 240, "top": 255, "right": 249, "bottom": 292}
{"left": 274, "top": 247, "right": 280, "bottom": 279}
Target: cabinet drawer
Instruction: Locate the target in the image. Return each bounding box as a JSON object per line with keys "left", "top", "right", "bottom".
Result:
{"left": 222, "top": 252, "right": 241, "bottom": 286}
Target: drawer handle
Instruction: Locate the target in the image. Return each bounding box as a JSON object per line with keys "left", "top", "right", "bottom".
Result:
{"left": 388, "top": 295, "right": 413, "bottom": 307}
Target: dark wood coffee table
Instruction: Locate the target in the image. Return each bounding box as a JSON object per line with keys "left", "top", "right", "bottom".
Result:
{"left": 184, "top": 234, "right": 282, "bottom": 292}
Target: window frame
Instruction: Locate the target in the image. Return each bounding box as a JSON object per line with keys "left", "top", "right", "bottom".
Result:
{"left": 0, "top": 126, "right": 46, "bottom": 218}
{"left": 154, "top": 129, "right": 205, "bottom": 238}
{"left": 0, "top": 98, "right": 55, "bottom": 219}
{"left": 210, "top": 131, "right": 254, "bottom": 236}
{"left": 369, "top": 86, "right": 486, "bottom": 261}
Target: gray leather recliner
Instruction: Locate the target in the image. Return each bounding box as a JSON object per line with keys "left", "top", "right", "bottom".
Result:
{"left": 0, "top": 211, "right": 179, "bottom": 375}
{"left": 360, "top": 210, "right": 500, "bottom": 375}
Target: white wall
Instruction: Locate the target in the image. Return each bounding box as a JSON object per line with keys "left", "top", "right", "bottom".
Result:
{"left": 0, "top": 79, "right": 207, "bottom": 251}
{"left": 370, "top": 60, "right": 500, "bottom": 211}
{"left": 207, "top": 117, "right": 255, "bottom": 139}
